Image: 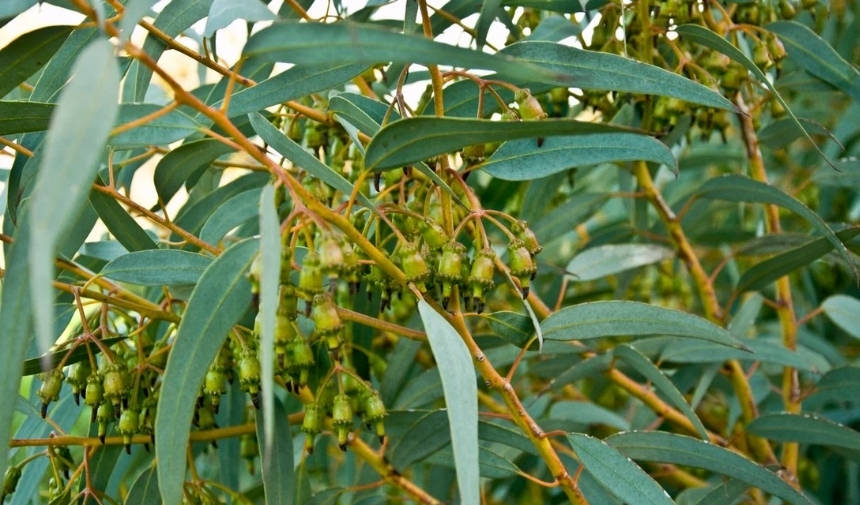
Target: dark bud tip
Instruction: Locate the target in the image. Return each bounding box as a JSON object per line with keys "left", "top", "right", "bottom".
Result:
{"left": 150, "top": 432, "right": 156, "bottom": 444}
{"left": 211, "top": 440, "right": 218, "bottom": 449}
{"left": 441, "top": 297, "right": 449, "bottom": 310}
{"left": 285, "top": 381, "right": 294, "bottom": 393}
{"left": 40, "top": 403, "right": 48, "bottom": 419}
{"left": 99, "top": 434, "right": 106, "bottom": 444}
{"left": 251, "top": 393, "right": 260, "bottom": 410}
{"left": 125, "top": 444, "right": 131, "bottom": 455}
{"left": 537, "top": 137, "right": 545, "bottom": 147}
{"left": 64, "top": 470, "right": 70, "bottom": 479}
{"left": 144, "top": 443, "right": 150, "bottom": 453}
{"left": 531, "top": 270, "right": 537, "bottom": 281}
{"left": 378, "top": 435, "right": 386, "bottom": 444}
{"left": 73, "top": 393, "right": 80, "bottom": 406}
{"left": 373, "top": 173, "right": 381, "bottom": 192}
{"left": 462, "top": 170, "right": 471, "bottom": 182}
{"left": 213, "top": 403, "right": 220, "bottom": 414}
{"left": 90, "top": 409, "right": 97, "bottom": 424}
{"left": 339, "top": 444, "right": 347, "bottom": 452}
{"left": 521, "top": 287, "right": 530, "bottom": 299}
{"left": 122, "top": 397, "right": 129, "bottom": 409}
{"left": 306, "top": 447, "right": 314, "bottom": 455}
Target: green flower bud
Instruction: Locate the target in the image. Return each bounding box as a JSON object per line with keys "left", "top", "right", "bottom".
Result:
{"left": 468, "top": 248, "right": 496, "bottom": 314}
{"left": 290, "top": 338, "right": 315, "bottom": 386}
{"left": 203, "top": 367, "right": 228, "bottom": 413}
{"left": 399, "top": 242, "right": 430, "bottom": 293}
{"left": 508, "top": 239, "right": 536, "bottom": 298}
{"left": 3, "top": 465, "right": 22, "bottom": 498}
{"left": 512, "top": 220, "right": 542, "bottom": 256}
{"left": 298, "top": 253, "right": 324, "bottom": 300}
{"left": 437, "top": 242, "right": 467, "bottom": 308}
{"left": 514, "top": 89, "right": 547, "bottom": 120}
{"left": 67, "top": 361, "right": 91, "bottom": 405}
{"left": 238, "top": 351, "right": 262, "bottom": 409}
{"left": 240, "top": 433, "right": 258, "bottom": 474}
{"left": 332, "top": 393, "right": 353, "bottom": 451}
{"left": 361, "top": 391, "right": 387, "bottom": 442}
{"left": 301, "top": 403, "right": 324, "bottom": 454}
{"left": 118, "top": 408, "right": 140, "bottom": 453}
{"left": 97, "top": 403, "right": 113, "bottom": 444}
{"left": 37, "top": 369, "right": 65, "bottom": 418}
{"left": 318, "top": 234, "right": 345, "bottom": 279}
{"left": 102, "top": 362, "right": 131, "bottom": 418}
{"left": 280, "top": 284, "right": 299, "bottom": 321}
{"left": 418, "top": 218, "right": 449, "bottom": 251}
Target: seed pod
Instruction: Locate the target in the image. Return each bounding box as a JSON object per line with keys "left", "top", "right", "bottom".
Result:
{"left": 361, "top": 391, "right": 387, "bottom": 442}
{"left": 238, "top": 350, "right": 262, "bottom": 409}
{"left": 341, "top": 242, "right": 364, "bottom": 295}
{"left": 67, "top": 360, "right": 91, "bottom": 405}
{"left": 274, "top": 312, "right": 296, "bottom": 369}
{"left": 298, "top": 253, "right": 324, "bottom": 300}
{"left": 117, "top": 408, "right": 140, "bottom": 454}
{"left": 508, "top": 239, "right": 536, "bottom": 298}
{"left": 37, "top": 369, "right": 65, "bottom": 418}
{"left": 399, "top": 242, "right": 430, "bottom": 293}
{"left": 437, "top": 242, "right": 467, "bottom": 309}
{"left": 203, "top": 367, "right": 228, "bottom": 413}
{"left": 97, "top": 403, "right": 113, "bottom": 444}
{"left": 514, "top": 89, "right": 547, "bottom": 120}
{"left": 468, "top": 248, "right": 497, "bottom": 314}
{"left": 318, "top": 234, "right": 345, "bottom": 279}
{"left": 84, "top": 374, "right": 104, "bottom": 422}
{"left": 3, "top": 465, "right": 22, "bottom": 499}
{"left": 312, "top": 292, "right": 343, "bottom": 353}
{"left": 512, "top": 220, "right": 542, "bottom": 257}
{"left": 290, "top": 338, "right": 315, "bottom": 386}
{"left": 301, "top": 403, "right": 324, "bottom": 454}
{"left": 280, "top": 284, "right": 299, "bottom": 321}
{"left": 102, "top": 362, "right": 131, "bottom": 417}
{"left": 418, "top": 217, "right": 448, "bottom": 251}
{"left": 332, "top": 393, "right": 353, "bottom": 450}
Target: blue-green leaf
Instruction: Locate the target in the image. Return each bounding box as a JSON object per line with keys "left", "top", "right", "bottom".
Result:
{"left": 696, "top": 175, "right": 857, "bottom": 282}
{"left": 29, "top": 38, "right": 119, "bottom": 357}
{"left": 0, "top": 25, "right": 73, "bottom": 98}
{"left": 567, "top": 433, "right": 673, "bottom": 505}
{"left": 154, "top": 138, "right": 234, "bottom": 205}
{"left": 541, "top": 301, "right": 748, "bottom": 350}
{"left": 607, "top": 431, "right": 813, "bottom": 505}
{"left": 417, "top": 301, "right": 479, "bottom": 505}
{"left": 483, "top": 134, "right": 677, "bottom": 181}
{"left": 119, "top": 0, "right": 159, "bottom": 42}
{"left": 821, "top": 295, "right": 860, "bottom": 341}
{"left": 125, "top": 465, "right": 160, "bottom": 505}
{"left": 748, "top": 413, "right": 860, "bottom": 455}
{"left": 100, "top": 250, "right": 212, "bottom": 286}
{"left": 0, "top": 101, "right": 55, "bottom": 135}
{"left": 255, "top": 395, "right": 295, "bottom": 504}
{"left": 156, "top": 238, "right": 258, "bottom": 505}
{"left": 258, "top": 184, "right": 280, "bottom": 448}
{"left": 199, "top": 188, "right": 263, "bottom": 244}
{"left": 111, "top": 104, "right": 199, "bottom": 148}
{"left": 565, "top": 244, "right": 675, "bottom": 282}
{"left": 204, "top": 0, "right": 275, "bottom": 37}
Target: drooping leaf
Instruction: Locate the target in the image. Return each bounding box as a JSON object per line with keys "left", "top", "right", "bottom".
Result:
{"left": 200, "top": 188, "right": 263, "bottom": 244}
{"left": 484, "top": 311, "right": 534, "bottom": 348}
{"left": 118, "top": 0, "right": 159, "bottom": 42}
{"left": 389, "top": 410, "right": 451, "bottom": 469}
{"left": 475, "top": 0, "right": 502, "bottom": 48}
{"left": 812, "top": 160, "right": 860, "bottom": 189}
{"left": 125, "top": 466, "right": 160, "bottom": 505}
{"left": 483, "top": 134, "right": 677, "bottom": 181}
{"left": 541, "top": 301, "right": 748, "bottom": 350}
{"left": 747, "top": 413, "right": 860, "bottom": 455}
{"left": 243, "top": 21, "right": 566, "bottom": 86}
{"left": 499, "top": 40, "right": 737, "bottom": 110}
{"left": 615, "top": 344, "right": 709, "bottom": 440}
{"left": 28, "top": 38, "right": 120, "bottom": 358}
{"left": 768, "top": 21, "right": 860, "bottom": 106}
{"left": 607, "top": 431, "right": 813, "bottom": 505}
{"left": 565, "top": 244, "right": 675, "bottom": 282}
{"left": 258, "top": 184, "right": 280, "bottom": 448}
{"left": 153, "top": 138, "right": 234, "bottom": 206}
{"left": 255, "top": 395, "right": 295, "bottom": 504}
{"left": 366, "top": 116, "right": 630, "bottom": 171}
{"left": 249, "top": 112, "right": 377, "bottom": 213}
{"left": 204, "top": 0, "right": 275, "bottom": 37}
{"left": 736, "top": 227, "right": 860, "bottom": 293}
{"left": 417, "top": 301, "right": 479, "bottom": 505}
{"left": 527, "top": 14, "right": 583, "bottom": 42}
{"left": 0, "top": 101, "right": 55, "bottom": 135}
{"left": 0, "top": 25, "right": 73, "bottom": 98}
{"left": 652, "top": 336, "right": 820, "bottom": 371}
{"left": 100, "top": 250, "right": 212, "bottom": 286}
{"left": 674, "top": 24, "right": 835, "bottom": 167}
{"left": 224, "top": 64, "right": 366, "bottom": 118}
{"left": 696, "top": 175, "right": 857, "bottom": 281}
{"left": 156, "top": 238, "right": 257, "bottom": 505}
{"left": 110, "top": 104, "right": 199, "bottom": 148}
{"left": 821, "top": 295, "right": 860, "bottom": 341}
{"left": 805, "top": 366, "right": 860, "bottom": 406}
{"left": 89, "top": 181, "right": 158, "bottom": 252}
{"left": 567, "top": 433, "right": 674, "bottom": 505}
{"left": 21, "top": 337, "right": 126, "bottom": 376}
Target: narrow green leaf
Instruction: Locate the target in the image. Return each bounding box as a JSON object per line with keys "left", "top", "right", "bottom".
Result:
{"left": 607, "top": 431, "right": 813, "bottom": 505}
{"left": 243, "top": 21, "right": 567, "bottom": 86}
{"left": 111, "top": 104, "right": 199, "bottom": 148}
{"left": 675, "top": 24, "right": 835, "bottom": 168}
{"left": 532, "top": 193, "right": 608, "bottom": 243}
{"left": 255, "top": 395, "right": 295, "bottom": 504}
{"left": 29, "top": 38, "right": 119, "bottom": 359}
{"left": 204, "top": 0, "right": 275, "bottom": 37}
{"left": 154, "top": 139, "right": 234, "bottom": 205}
{"left": 500, "top": 40, "right": 736, "bottom": 110}
{"left": 0, "top": 101, "right": 54, "bottom": 135}
{"left": 696, "top": 175, "right": 857, "bottom": 282}
{"left": 249, "top": 112, "right": 378, "bottom": 213}
{"left": 258, "top": 184, "right": 280, "bottom": 449}
{"left": 527, "top": 14, "right": 583, "bottom": 42}
{"left": 615, "top": 345, "right": 709, "bottom": 440}
{"left": 654, "top": 337, "right": 818, "bottom": 370}
{"left": 125, "top": 466, "right": 160, "bottom": 505}
{"left": 475, "top": 0, "right": 502, "bottom": 47}
{"left": 89, "top": 181, "right": 158, "bottom": 252}
{"left": 551, "top": 401, "right": 630, "bottom": 431}
{"left": 567, "top": 433, "right": 673, "bottom": 505}
{"left": 118, "top": 0, "right": 159, "bottom": 42}
{"left": 768, "top": 21, "right": 860, "bottom": 106}
{"left": 805, "top": 366, "right": 860, "bottom": 406}
{"left": 390, "top": 410, "right": 451, "bottom": 469}
{"left": 736, "top": 227, "right": 860, "bottom": 293}
{"left": 565, "top": 244, "right": 674, "bottom": 282}
{"left": 200, "top": 188, "right": 263, "bottom": 244}
{"left": 366, "top": 116, "right": 629, "bottom": 171}
{"left": 692, "top": 479, "right": 750, "bottom": 505}
{"left": 542, "top": 301, "right": 747, "bottom": 349}
{"left": 417, "top": 301, "right": 479, "bottom": 505}
{"left": 101, "top": 250, "right": 212, "bottom": 285}
{"left": 757, "top": 116, "right": 840, "bottom": 151}
{"left": 156, "top": 238, "right": 258, "bottom": 505}
{"left": 812, "top": 159, "right": 860, "bottom": 188}
{"left": 483, "top": 134, "right": 677, "bottom": 181}
{"left": 0, "top": 1, "right": 37, "bottom": 21}
{"left": 748, "top": 413, "right": 860, "bottom": 454}
{"left": 0, "top": 25, "right": 73, "bottom": 98}
{"left": 224, "top": 64, "right": 366, "bottom": 118}
{"left": 821, "top": 295, "right": 860, "bottom": 341}
{"left": 484, "top": 311, "right": 534, "bottom": 348}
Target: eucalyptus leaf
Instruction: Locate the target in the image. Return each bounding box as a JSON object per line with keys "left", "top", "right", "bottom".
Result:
{"left": 101, "top": 250, "right": 212, "bottom": 286}
{"left": 821, "top": 295, "right": 860, "bottom": 341}
{"left": 747, "top": 413, "right": 860, "bottom": 454}
{"left": 0, "top": 25, "right": 73, "bottom": 98}
{"left": 258, "top": 184, "right": 280, "bottom": 449}
{"left": 565, "top": 244, "right": 674, "bottom": 282}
